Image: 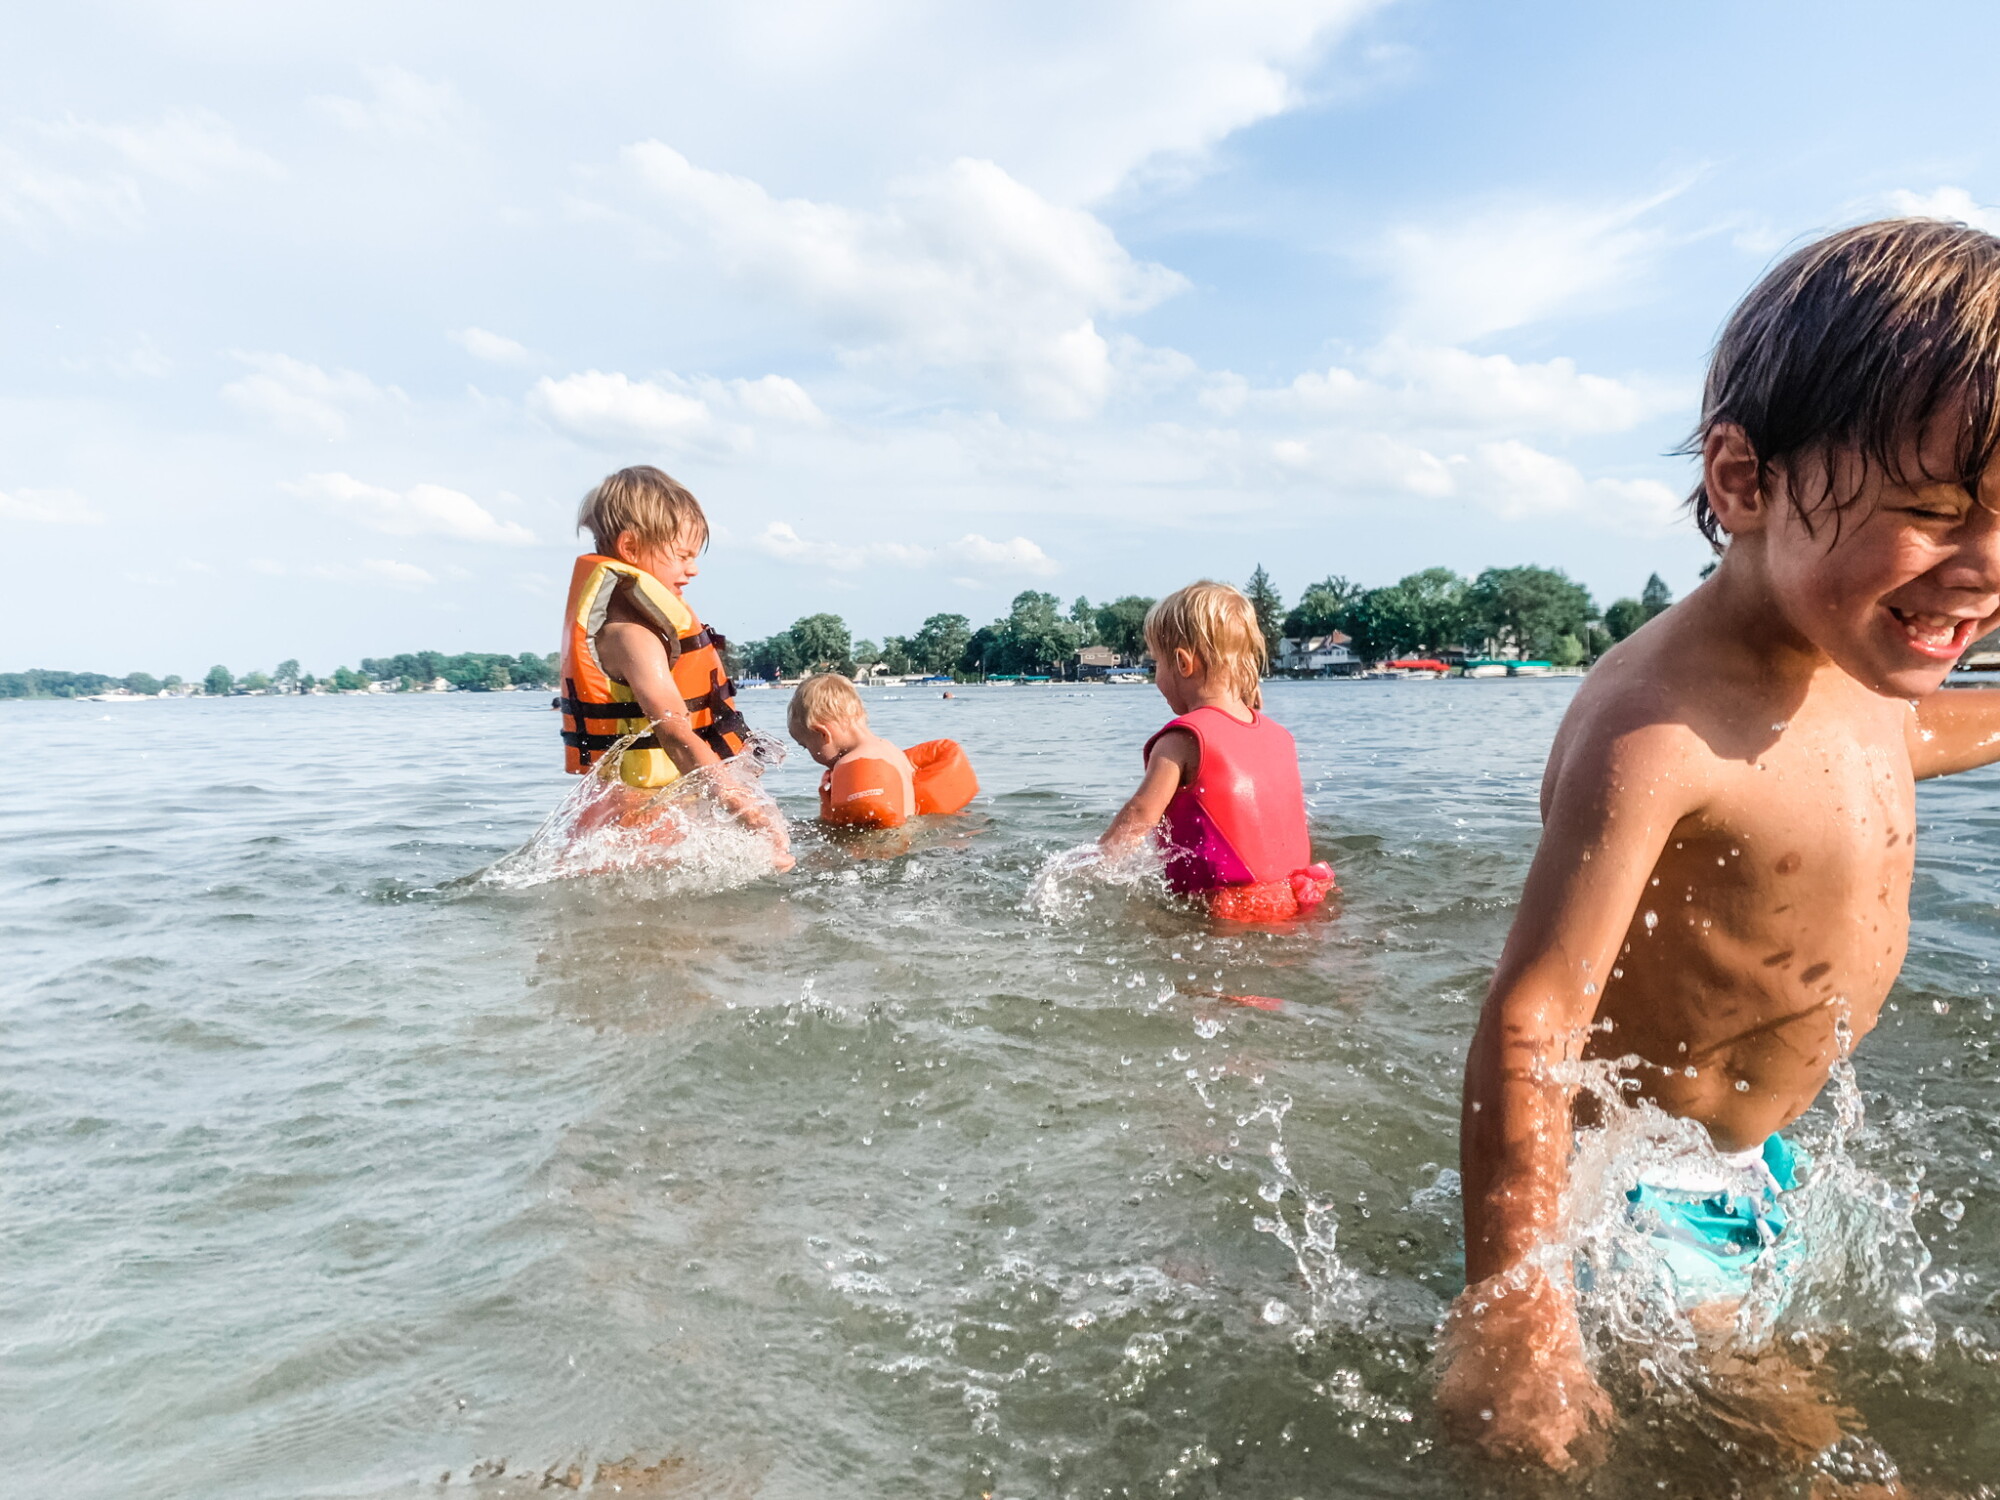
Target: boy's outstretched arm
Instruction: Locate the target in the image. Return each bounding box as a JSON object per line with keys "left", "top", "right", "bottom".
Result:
{"left": 1910, "top": 689, "right": 2000, "bottom": 777}
{"left": 1099, "top": 731, "right": 1193, "bottom": 854}
{"left": 1439, "top": 721, "right": 1697, "bottom": 1470}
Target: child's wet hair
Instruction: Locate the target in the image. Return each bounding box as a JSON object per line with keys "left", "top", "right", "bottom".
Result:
{"left": 577, "top": 466, "right": 710, "bottom": 555}
{"left": 1145, "top": 581, "right": 1266, "bottom": 709}
{"left": 789, "top": 673, "right": 866, "bottom": 734}
{"left": 1686, "top": 217, "right": 2000, "bottom": 546}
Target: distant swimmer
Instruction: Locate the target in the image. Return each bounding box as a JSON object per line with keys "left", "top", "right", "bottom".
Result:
{"left": 788, "top": 673, "right": 978, "bottom": 829}
{"left": 555, "top": 466, "right": 791, "bottom": 867}
{"left": 1440, "top": 219, "right": 2000, "bottom": 1478}
{"left": 1097, "top": 581, "right": 1332, "bottom": 921}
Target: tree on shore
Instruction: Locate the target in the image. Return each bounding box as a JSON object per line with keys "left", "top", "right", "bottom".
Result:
{"left": 205, "top": 665, "right": 233, "bottom": 696}
{"left": 275, "top": 659, "right": 301, "bottom": 692}
{"left": 1345, "top": 568, "right": 1468, "bottom": 658}
{"left": 1093, "top": 597, "right": 1153, "bottom": 662}
{"left": 1464, "top": 566, "right": 1596, "bottom": 658}
{"left": 908, "top": 613, "right": 970, "bottom": 675}
{"left": 1283, "top": 576, "right": 1364, "bottom": 639}
{"left": 1245, "top": 565, "right": 1284, "bottom": 660}
{"left": 1642, "top": 573, "right": 1673, "bottom": 617}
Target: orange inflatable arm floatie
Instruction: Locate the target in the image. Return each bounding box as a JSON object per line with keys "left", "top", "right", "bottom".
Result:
{"left": 907, "top": 739, "right": 977, "bottom": 815}
{"left": 821, "top": 757, "right": 911, "bottom": 828}
{"left": 818, "top": 740, "right": 979, "bottom": 828}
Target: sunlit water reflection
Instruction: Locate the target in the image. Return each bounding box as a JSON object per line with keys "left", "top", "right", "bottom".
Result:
{"left": 5, "top": 681, "right": 1999, "bottom": 1496}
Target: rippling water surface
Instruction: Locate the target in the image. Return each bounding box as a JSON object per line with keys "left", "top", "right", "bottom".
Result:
{"left": 6, "top": 681, "right": 2000, "bottom": 1497}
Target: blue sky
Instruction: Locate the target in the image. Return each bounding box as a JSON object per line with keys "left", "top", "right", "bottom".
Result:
{"left": 4, "top": 0, "right": 1997, "bottom": 674}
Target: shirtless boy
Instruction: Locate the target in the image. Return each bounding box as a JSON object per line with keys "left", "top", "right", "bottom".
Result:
{"left": 1439, "top": 219, "right": 2000, "bottom": 1472}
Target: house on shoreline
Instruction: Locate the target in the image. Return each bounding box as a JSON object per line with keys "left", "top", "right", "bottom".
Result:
{"left": 1276, "top": 632, "right": 1358, "bottom": 676}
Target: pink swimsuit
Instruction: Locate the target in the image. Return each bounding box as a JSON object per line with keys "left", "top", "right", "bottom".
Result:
{"left": 1144, "top": 706, "right": 1335, "bottom": 921}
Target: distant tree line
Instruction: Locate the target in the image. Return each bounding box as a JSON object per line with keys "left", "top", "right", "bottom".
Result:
{"left": 728, "top": 566, "right": 1675, "bottom": 681}
{"left": 1277, "top": 564, "right": 1673, "bottom": 666}
{"left": 8, "top": 567, "right": 1679, "bottom": 700}
{"left": 733, "top": 592, "right": 1158, "bottom": 681}
{"left": 1, "top": 652, "right": 559, "bottom": 698}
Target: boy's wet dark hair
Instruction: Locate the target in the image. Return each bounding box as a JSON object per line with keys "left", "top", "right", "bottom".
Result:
{"left": 1687, "top": 217, "right": 2000, "bottom": 546}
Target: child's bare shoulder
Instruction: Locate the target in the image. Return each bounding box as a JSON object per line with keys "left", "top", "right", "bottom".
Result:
{"left": 1547, "top": 634, "right": 1730, "bottom": 805}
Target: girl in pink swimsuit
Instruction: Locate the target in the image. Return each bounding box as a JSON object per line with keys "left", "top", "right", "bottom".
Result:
{"left": 1099, "top": 581, "right": 1334, "bottom": 921}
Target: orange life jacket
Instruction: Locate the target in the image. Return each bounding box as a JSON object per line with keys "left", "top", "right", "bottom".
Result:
{"left": 558, "top": 554, "right": 750, "bottom": 787}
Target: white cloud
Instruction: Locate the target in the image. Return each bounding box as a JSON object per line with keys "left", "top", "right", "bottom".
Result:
{"left": 1273, "top": 340, "right": 1677, "bottom": 434}
{"left": 530, "top": 369, "right": 745, "bottom": 452}
{"left": 728, "top": 374, "right": 825, "bottom": 426}
{"left": 288, "top": 472, "right": 536, "bottom": 544}
{"left": 313, "top": 68, "right": 464, "bottom": 139}
{"left": 47, "top": 110, "right": 282, "bottom": 190}
{"left": 621, "top": 146, "right": 1186, "bottom": 417}
{"left": 530, "top": 368, "right": 824, "bottom": 450}
{"left": 0, "top": 487, "right": 102, "bottom": 524}
{"left": 1888, "top": 185, "right": 2000, "bottom": 235}
{"left": 751, "top": 520, "right": 1058, "bottom": 577}
{"left": 1265, "top": 430, "right": 1681, "bottom": 529}
{"left": 1373, "top": 182, "right": 1691, "bottom": 343}
{"left": 222, "top": 353, "right": 400, "bottom": 440}
{"left": 0, "top": 144, "right": 142, "bottom": 235}
{"left": 360, "top": 559, "right": 435, "bottom": 587}
{"left": 450, "top": 327, "right": 531, "bottom": 365}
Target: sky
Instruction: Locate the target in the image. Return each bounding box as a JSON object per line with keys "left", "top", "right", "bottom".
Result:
{"left": 5, "top": 0, "right": 2000, "bottom": 676}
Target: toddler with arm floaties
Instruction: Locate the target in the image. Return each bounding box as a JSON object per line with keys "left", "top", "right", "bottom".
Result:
{"left": 1099, "top": 581, "right": 1333, "bottom": 921}
{"left": 787, "top": 674, "right": 978, "bottom": 827}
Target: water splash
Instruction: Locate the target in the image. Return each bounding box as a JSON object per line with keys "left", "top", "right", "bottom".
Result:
{"left": 480, "top": 731, "right": 792, "bottom": 890}
{"left": 1026, "top": 839, "right": 1166, "bottom": 920}
{"left": 1545, "top": 1035, "right": 1935, "bottom": 1409}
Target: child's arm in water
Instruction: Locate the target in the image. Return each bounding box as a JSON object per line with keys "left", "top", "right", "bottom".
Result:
{"left": 1909, "top": 689, "right": 2000, "bottom": 777}
{"left": 1439, "top": 712, "right": 1702, "bottom": 1470}
{"left": 597, "top": 619, "right": 789, "bottom": 852}
{"left": 1098, "top": 730, "right": 1195, "bottom": 855}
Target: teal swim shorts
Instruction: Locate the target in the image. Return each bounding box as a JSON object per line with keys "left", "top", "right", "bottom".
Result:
{"left": 1625, "top": 1133, "right": 1805, "bottom": 1308}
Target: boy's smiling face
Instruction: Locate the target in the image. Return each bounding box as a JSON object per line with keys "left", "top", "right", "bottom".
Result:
{"left": 1713, "top": 422, "right": 2000, "bottom": 696}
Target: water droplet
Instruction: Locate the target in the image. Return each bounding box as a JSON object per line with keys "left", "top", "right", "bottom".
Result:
{"left": 1582, "top": 982, "right": 1597, "bottom": 996}
{"left": 1771, "top": 720, "right": 1788, "bottom": 732}
{"left": 1643, "top": 910, "right": 1659, "bottom": 931}
{"left": 1933, "top": 1000, "right": 1951, "bottom": 1015}
{"left": 1942, "top": 1199, "right": 1966, "bottom": 1224}
{"left": 1734, "top": 1079, "right": 1749, "bottom": 1092}
{"left": 1261, "top": 1299, "right": 1290, "bottom": 1324}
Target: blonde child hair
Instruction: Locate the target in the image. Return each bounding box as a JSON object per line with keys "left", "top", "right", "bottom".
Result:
{"left": 1145, "top": 581, "right": 1266, "bottom": 710}
{"left": 577, "top": 465, "right": 709, "bottom": 554}
{"left": 789, "top": 673, "right": 867, "bottom": 736}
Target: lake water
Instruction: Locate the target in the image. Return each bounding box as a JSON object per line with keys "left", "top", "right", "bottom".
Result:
{"left": 5, "top": 680, "right": 1999, "bottom": 1497}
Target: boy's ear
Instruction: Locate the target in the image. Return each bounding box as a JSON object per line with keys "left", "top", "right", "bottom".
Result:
{"left": 1174, "top": 646, "right": 1201, "bottom": 680}
{"left": 1703, "top": 423, "right": 1767, "bottom": 535}
{"left": 612, "top": 529, "right": 645, "bottom": 565}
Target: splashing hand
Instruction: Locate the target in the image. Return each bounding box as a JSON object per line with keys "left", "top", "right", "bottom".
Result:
{"left": 713, "top": 775, "right": 794, "bottom": 872}
{"left": 1435, "top": 1266, "right": 1611, "bottom": 1471}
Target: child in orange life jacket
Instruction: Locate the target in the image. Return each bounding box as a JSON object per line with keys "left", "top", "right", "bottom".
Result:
{"left": 788, "top": 673, "right": 980, "bottom": 828}
{"left": 1099, "top": 581, "right": 1332, "bottom": 921}
{"left": 558, "top": 465, "right": 791, "bottom": 867}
